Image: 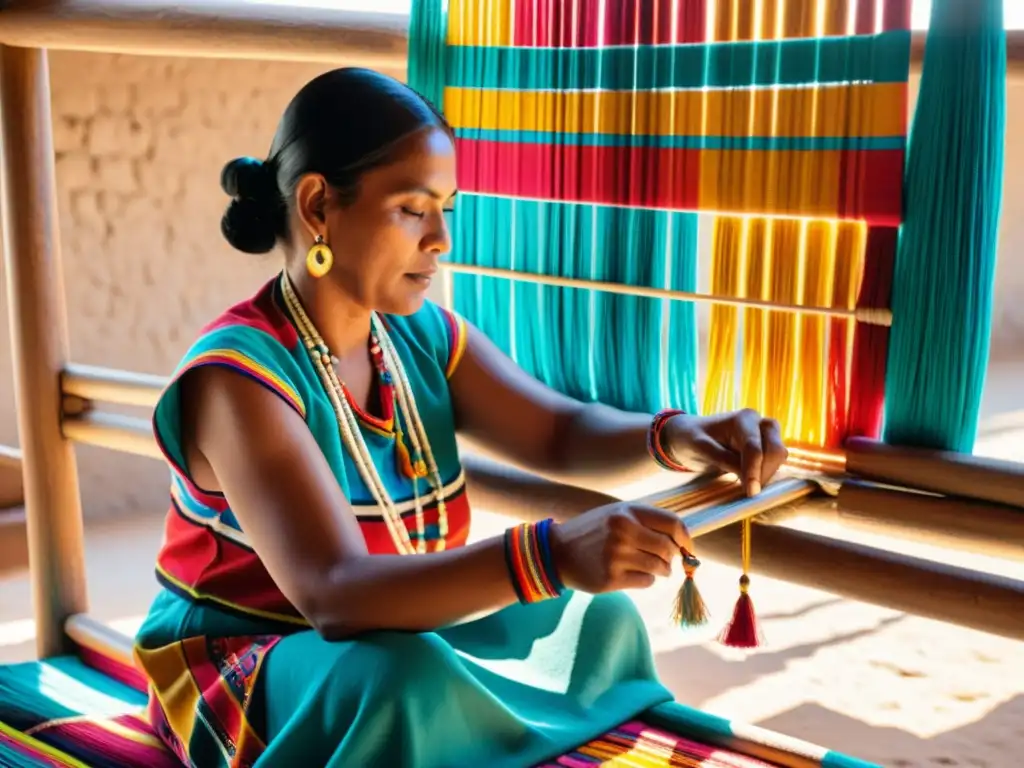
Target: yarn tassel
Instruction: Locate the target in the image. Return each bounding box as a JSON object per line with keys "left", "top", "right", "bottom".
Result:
{"left": 671, "top": 553, "right": 709, "bottom": 628}
{"left": 719, "top": 519, "right": 763, "bottom": 648}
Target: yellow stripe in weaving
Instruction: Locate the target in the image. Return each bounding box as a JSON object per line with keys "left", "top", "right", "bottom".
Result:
{"left": 446, "top": 0, "right": 512, "bottom": 47}
{"left": 702, "top": 219, "right": 743, "bottom": 416}
{"left": 698, "top": 150, "right": 844, "bottom": 219}
{"left": 792, "top": 221, "right": 836, "bottom": 445}
{"left": 445, "top": 84, "right": 907, "bottom": 140}
{"left": 133, "top": 641, "right": 202, "bottom": 748}
{"left": 0, "top": 719, "right": 90, "bottom": 767}
{"left": 26, "top": 713, "right": 167, "bottom": 750}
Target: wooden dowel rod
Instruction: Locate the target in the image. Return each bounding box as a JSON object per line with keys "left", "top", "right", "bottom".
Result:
{"left": 697, "top": 521, "right": 1024, "bottom": 642}
{"left": 0, "top": 5, "right": 1019, "bottom": 80}
{"left": 845, "top": 437, "right": 1024, "bottom": 510}
{"left": 0, "top": 45, "right": 88, "bottom": 658}
{"left": 827, "top": 480, "right": 1024, "bottom": 561}
{"left": 51, "top": 368, "right": 845, "bottom": 479}
{"left": 442, "top": 263, "right": 893, "bottom": 327}
{"left": 0, "top": 1, "right": 409, "bottom": 67}
{"left": 62, "top": 412, "right": 162, "bottom": 460}
{"left": 62, "top": 362, "right": 165, "bottom": 408}
{"left": 669, "top": 477, "right": 817, "bottom": 538}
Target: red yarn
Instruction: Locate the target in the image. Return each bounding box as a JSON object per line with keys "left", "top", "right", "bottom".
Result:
{"left": 718, "top": 577, "right": 763, "bottom": 649}
{"left": 847, "top": 226, "right": 898, "bottom": 441}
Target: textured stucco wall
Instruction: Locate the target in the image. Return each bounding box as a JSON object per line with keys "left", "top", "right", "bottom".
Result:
{"left": 0, "top": 51, "right": 1019, "bottom": 521}
{"left": 0, "top": 53, "right": 342, "bottom": 520}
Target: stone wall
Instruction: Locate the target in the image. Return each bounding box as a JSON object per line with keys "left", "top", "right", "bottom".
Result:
{"left": 0, "top": 51, "right": 1019, "bottom": 521}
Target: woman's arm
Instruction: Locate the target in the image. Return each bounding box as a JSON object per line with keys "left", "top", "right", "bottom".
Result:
{"left": 179, "top": 365, "right": 690, "bottom": 639}
{"left": 181, "top": 367, "right": 517, "bottom": 638}
{"left": 450, "top": 323, "right": 789, "bottom": 496}
{"left": 461, "top": 452, "right": 620, "bottom": 523}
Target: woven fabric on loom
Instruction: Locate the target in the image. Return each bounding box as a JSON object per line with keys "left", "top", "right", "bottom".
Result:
{"left": 0, "top": 634, "right": 791, "bottom": 768}
{"left": 535, "top": 720, "right": 780, "bottom": 768}
{"left": 440, "top": 0, "right": 913, "bottom": 448}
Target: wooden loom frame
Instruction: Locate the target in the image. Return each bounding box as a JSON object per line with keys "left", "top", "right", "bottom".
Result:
{"left": 0, "top": 0, "right": 1020, "bottom": 722}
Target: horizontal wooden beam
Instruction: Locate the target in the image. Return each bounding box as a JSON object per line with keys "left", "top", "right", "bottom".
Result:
{"left": 0, "top": 3, "right": 1021, "bottom": 80}
{"left": 61, "top": 411, "right": 162, "bottom": 459}
{"left": 846, "top": 436, "right": 1024, "bottom": 510}
{"left": 827, "top": 480, "right": 1024, "bottom": 562}
{"left": 697, "top": 519, "right": 1024, "bottom": 642}
{"left": 62, "top": 362, "right": 164, "bottom": 409}
{"left": 0, "top": 1, "right": 410, "bottom": 69}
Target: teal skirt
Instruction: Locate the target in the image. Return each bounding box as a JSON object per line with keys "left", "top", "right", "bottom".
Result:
{"left": 254, "top": 590, "right": 674, "bottom": 767}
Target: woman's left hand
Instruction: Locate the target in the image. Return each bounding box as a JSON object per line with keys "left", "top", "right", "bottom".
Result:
{"left": 661, "top": 409, "right": 789, "bottom": 497}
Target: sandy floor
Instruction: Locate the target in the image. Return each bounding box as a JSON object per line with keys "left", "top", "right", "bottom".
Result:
{"left": 0, "top": 357, "right": 1022, "bottom": 767}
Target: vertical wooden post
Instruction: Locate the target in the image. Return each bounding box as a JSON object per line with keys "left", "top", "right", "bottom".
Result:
{"left": 0, "top": 45, "right": 87, "bottom": 658}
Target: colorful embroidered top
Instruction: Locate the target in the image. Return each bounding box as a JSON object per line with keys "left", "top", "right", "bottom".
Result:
{"left": 134, "top": 275, "right": 469, "bottom": 765}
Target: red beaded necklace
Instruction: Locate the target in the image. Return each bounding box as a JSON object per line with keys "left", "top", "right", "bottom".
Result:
{"left": 332, "top": 333, "right": 426, "bottom": 481}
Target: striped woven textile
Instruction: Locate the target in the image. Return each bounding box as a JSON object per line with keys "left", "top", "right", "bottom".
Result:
{"left": 537, "top": 720, "right": 781, "bottom": 768}
{"left": 444, "top": 0, "right": 912, "bottom": 225}
{"left": 0, "top": 626, "right": 795, "bottom": 768}
{"left": 0, "top": 654, "right": 178, "bottom": 768}
{"left": 435, "top": 0, "right": 915, "bottom": 439}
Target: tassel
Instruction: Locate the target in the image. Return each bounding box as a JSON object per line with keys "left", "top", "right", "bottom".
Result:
{"left": 719, "top": 519, "right": 763, "bottom": 648}
{"left": 671, "top": 553, "right": 710, "bottom": 628}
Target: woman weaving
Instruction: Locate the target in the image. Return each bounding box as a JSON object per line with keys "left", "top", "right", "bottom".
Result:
{"left": 135, "top": 67, "right": 789, "bottom": 767}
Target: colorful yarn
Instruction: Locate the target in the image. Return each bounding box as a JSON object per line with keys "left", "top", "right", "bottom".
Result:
{"left": 420, "top": 0, "right": 916, "bottom": 448}
{"left": 505, "top": 520, "right": 564, "bottom": 603}
{"left": 671, "top": 554, "right": 710, "bottom": 630}
{"left": 883, "top": 0, "right": 1006, "bottom": 453}
{"left": 719, "top": 523, "right": 764, "bottom": 650}
{"left": 699, "top": 3, "right": 911, "bottom": 448}
{"left": 537, "top": 718, "right": 782, "bottom": 768}
{"left": 432, "top": 0, "right": 702, "bottom": 416}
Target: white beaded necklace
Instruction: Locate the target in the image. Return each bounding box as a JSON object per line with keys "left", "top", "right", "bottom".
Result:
{"left": 279, "top": 273, "right": 449, "bottom": 554}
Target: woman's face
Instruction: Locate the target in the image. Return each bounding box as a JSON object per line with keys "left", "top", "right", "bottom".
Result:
{"left": 321, "top": 126, "right": 457, "bottom": 316}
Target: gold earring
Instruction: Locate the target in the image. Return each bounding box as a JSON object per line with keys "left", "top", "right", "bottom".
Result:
{"left": 306, "top": 234, "right": 333, "bottom": 278}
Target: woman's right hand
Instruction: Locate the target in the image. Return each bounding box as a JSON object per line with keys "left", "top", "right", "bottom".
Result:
{"left": 548, "top": 501, "right": 693, "bottom": 593}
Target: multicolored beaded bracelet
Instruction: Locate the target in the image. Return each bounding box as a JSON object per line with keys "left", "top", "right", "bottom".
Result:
{"left": 504, "top": 519, "right": 565, "bottom": 603}
{"left": 647, "top": 408, "right": 690, "bottom": 472}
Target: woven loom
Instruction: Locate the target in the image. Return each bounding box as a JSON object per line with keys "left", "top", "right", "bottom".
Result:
{"left": 416, "top": 0, "right": 1003, "bottom": 458}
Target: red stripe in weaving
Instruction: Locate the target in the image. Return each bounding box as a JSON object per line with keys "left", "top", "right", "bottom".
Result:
{"left": 457, "top": 138, "right": 904, "bottom": 225}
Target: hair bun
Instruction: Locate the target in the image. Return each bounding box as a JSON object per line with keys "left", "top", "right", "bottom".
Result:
{"left": 219, "top": 156, "right": 284, "bottom": 255}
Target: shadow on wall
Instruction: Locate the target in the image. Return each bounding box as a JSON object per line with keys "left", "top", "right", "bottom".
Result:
{"left": 0, "top": 52, "right": 1019, "bottom": 522}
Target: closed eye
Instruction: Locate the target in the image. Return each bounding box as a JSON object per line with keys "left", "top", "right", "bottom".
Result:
{"left": 401, "top": 206, "right": 426, "bottom": 218}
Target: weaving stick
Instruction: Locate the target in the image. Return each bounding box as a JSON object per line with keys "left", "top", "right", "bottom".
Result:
{"left": 845, "top": 437, "right": 1024, "bottom": 509}
{"left": 636, "top": 476, "right": 817, "bottom": 539}
{"left": 441, "top": 262, "right": 894, "bottom": 327}
{"left": 642, "top": 477, "right": 817, "bottom": 642}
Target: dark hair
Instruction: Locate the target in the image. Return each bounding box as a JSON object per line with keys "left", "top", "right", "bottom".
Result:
{"left": 219, "top": 68, "right": 452, "bottom": 255}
